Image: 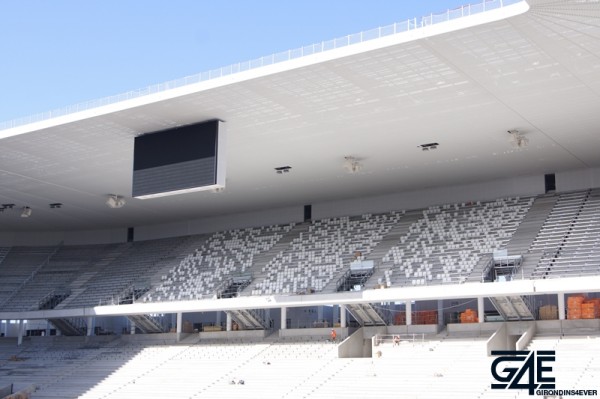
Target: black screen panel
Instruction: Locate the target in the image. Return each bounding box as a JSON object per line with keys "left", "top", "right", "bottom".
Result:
{"left": 132, "top": 120, "right": 223, "bottom": 198}
{"left": 133, "top": 120, "right": 218, "bottom": 170}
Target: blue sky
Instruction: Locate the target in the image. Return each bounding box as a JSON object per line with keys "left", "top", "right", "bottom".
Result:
{"left": 0, "top": 1, "right": 469, "bottom": 123}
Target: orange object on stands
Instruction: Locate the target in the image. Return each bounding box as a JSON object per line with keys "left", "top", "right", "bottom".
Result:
{"left": 567, "top": 294, "right": 587, "bottom": 320}
{"left": 460, "top": 309, "right": 478, "bottom": 323}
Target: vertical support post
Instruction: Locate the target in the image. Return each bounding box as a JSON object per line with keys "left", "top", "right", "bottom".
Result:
{"left": 130, "top": 320, "right": 136, "bottom": 335}
{"left": 406, "top": 301, "right": 413, "bottom": 326}
{"left": 176, "top": 312, "right": 183, "bottom": 333}
{"left": 226, "top": 313, "right": 232, "bottom": 332}
{"left": 216, "top": 311, "right": 221, "bottom": 328}
{"left": 281, "top": 307, "right": 287, "bottom": 330}
{"left": 340, "top": 305, "right": 347, "bottom": 328}
{"left": 17, "top": 320, "right": 24, "bottom": 346}
{"left": 45, "top": 320, "right": 51, "bottom": 337}
{"left": 478, "top": 297, "right": 485, "bottom": 323}
{"left": 558, "top": 293, "right": 566, "bottom": 320}
{"left": 437, "top": 300, "right": 444, "bottom": 327}
{"left": 86, "top": 316, "right": 94, "bottom": 336}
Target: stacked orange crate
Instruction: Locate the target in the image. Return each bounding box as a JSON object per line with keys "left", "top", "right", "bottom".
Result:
{"left": 460, "top": 309, "right": 478, "bottom": 323}
{"left": 395, "top": 312, "right": 406, "bottom": 325}
{"left": 567, "top": 295, "right": 585, "bottom": 320}
{"left": 581, "top": 299, "right": 599, "bottom": 319}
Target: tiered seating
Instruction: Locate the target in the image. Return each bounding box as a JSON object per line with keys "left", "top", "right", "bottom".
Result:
{"left": 382, "top": 197, "right": 533, "bottom": 287}
{"left": 530, "top": 191, "right": 588, "bottom": 253}
{"left": 252, "top": 213, "right": 402, "bottom": 295}
{"left": 528, "top": 334, "right": 600, "bottom": 392}
{"left": 3, "top": 332, "right": 599, "bottom": 399}
{"left": 146, "top": 225, "right": 292, "bottom": 301}
{"left": 64, "top": 237, "right": 195, "bottom": 308}
{"left": 0, "top": 246, "right": 58, "bottom": 306}
{"left": 532, "top": 189, "right": 600, "bottom": 278}
{"left": 0, "top": 245, "right": 114, "bottom": 311}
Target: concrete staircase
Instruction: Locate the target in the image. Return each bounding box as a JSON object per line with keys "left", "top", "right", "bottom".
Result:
{"left": 466, "top": 195, "right": 558, "bottom": 283}
{"left": 363, "top": 211, "right": 422, "bottom": 288}
{"left": 227, "top": 309, "right": 268, "bottom": 330}
{"left": 346, "top": 303, "right": 387, "bottom": 326}
{"left": 54, "top": 244, "right": 130, "bottom": 310}
{"left": 489, "top": 296, "right": 535, "bottom": 321}
{"left": 127, "top": 314, "right": 164, "bottom": 334}
{"left": 506, "top": 195, "right": 558, "bottom": 254}
{"left": 240, "top": 223, "right": 310, "bottom": 296}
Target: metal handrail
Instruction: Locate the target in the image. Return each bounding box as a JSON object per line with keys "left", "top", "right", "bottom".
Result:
{"left": 375, "top": 333, "right": 425, "bottom": 346}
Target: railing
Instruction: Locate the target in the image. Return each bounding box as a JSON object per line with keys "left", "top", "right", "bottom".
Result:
{"left": 0, "top": 245, "right": 62, "bottom": 308}
{"left": 35, "top": 288, "right": 71, "bottom": 311}
{"left": 97, "top": 283, "right": 149, "bottom": 306}
{"left": 374, "top": 333, "right": 425, "bottom": 346}
{"left": 0, "top": 0, "right": 524, "bottom": 132}
{"left": 480, "top": 255, "right": 495, "bottom": 282}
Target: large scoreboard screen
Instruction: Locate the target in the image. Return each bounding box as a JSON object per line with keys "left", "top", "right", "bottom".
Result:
{"left": 132, "top": 120, "right": 226, "bottom": 199}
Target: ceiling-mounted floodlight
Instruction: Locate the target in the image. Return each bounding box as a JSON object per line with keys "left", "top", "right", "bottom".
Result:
{"left": 21, "top": 207, "right": 32, "bottom": 218}
{"left": 343, "top": 156, "right": 363, "bottom": 174}
{"left": 418, "top": 142, "right": 439, "bottom": 151}
{"left": 274, "top": 166, "right": 292, "bottom": 175}
{"left": 508, "top": 130, "right": 529, "bottom": 149}
{"left": 106, "top": 194, "right": 126, "bottom": 209}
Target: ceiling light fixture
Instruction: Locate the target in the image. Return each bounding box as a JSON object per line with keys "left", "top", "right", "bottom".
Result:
{"left": 343, "top": 156, "right": 363, "bottom": 174}
{"left": 106, "top": 194, "right": 126, "bottom": 209}
{"left": 21, "top": 207, "right": 32, "bottom": 218}
{"left": 274, "top": 166, "right": 292, "bottom": 174}
{"left": 507, "top": 130, "right": 528, "bottom": 149}
{"left": 419, "top": 143, "right": 439, "bottom": 151}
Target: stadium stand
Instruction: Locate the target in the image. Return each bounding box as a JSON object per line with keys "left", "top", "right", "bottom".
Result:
{"left": 381, "top": 197, "right": 533, "bottom": 287}
{"left": 251, "top": 213, "right": 403, "bottom": 295}
{"left": 1, "top": 0, "right": 600, "bottom": 396}
{"left": 530, "top": 189, "right": 600, "bottom": 279}
{"left": 0, "top": 193, "right": 599, "bottom": 311}
{"left": 0, "top": 247, "right": 59, "bottom": 308}
{"left": 3, "top": 327, "right": 598, "bottom": 399}
{"left": 146, "top": 224, "right": 293, "bottom": 301}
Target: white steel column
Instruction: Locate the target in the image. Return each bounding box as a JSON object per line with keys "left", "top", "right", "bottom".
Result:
{"left": 281, "top": 307, "right": 287, "bottom": 330}
{"left": 558, "top": 293, "right": 566, "bottom": 320}
{"left": 86, "top": 316, "right": 94, "bottom": 336}
{"left": 17, "top": 320, "right": 24, "bottom": 346}
{"left": 478, "top": 297, "right": 485, "bottom": 323}
{"left": 226, "top": 313, "right": 232, "bottom": 332}
{"left": 340, "top": 305, "right": 347, "bottom": 328}
{"left": 176, "top": 312, "right": 183, "bottom": 334}
{"left": 406, "top": 301, "right": 412, "bottom": 326}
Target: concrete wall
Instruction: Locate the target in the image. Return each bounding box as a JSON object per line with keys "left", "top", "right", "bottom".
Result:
{"left": 516, "top": 322, "right": 536, "bottom": 351}
{"left": 447, "top": 321, "right": 503, "bottom": 336}
{"left": 338, "top": 328, "right": 365, "bottom": 358}
{"left": 556, "top": 167, "right": 600, "bottom": 193}
{"left": 387, "top": 324, "right": 440, "bottom": 335}
{"left": 278, "top": 327, "right": 348, "bottom": 341}
{"left": 312, "top": 173, "right": 546, "bottom": 220}
{"left": 198, "top": 329, "right": 269, "bottom": 340}
{"left": 486, "top": 323, "right": 508, "bottom": 356}
{"left": 5, "top": 168, "right": 600, "bottom": 246}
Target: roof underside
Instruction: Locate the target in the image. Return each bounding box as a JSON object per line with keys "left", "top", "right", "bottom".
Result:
{"left": 1, "top": 0, "right": 599, "bottom": 232}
